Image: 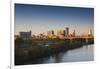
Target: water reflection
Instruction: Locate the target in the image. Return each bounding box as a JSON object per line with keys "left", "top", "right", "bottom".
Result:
{"left": 28, "top": 44, "right": 94, "bottom": 64}
{"left": 52, "top": 52, "right": 67, "bottom": 63}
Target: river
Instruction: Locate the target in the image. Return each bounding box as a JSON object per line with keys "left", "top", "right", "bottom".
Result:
{"left": 26, "top": 44, "right": 94, "bottom": 65}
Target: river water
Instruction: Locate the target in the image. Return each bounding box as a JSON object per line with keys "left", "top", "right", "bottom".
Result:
{"left": 27, "top": 44, "right": 94, "bottom": 64}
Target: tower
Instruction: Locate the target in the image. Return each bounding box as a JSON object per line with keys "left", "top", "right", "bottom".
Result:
{"left": 73, "top": 30, "right": 75, "bottom": 37}
{"left": 65, "top": 27, "right": 69, "bottom": 37}
{"left": 47, "top": 30, "right": 54, "bottom": 38}
{"left": 88, "top": 29, "right": 92, "bottom": 36}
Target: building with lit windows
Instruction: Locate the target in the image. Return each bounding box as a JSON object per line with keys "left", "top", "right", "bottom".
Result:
{"left": 47, "top": 30, "right": 54, "bottom": 38}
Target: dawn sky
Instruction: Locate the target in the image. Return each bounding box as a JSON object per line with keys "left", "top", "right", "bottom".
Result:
{"left": 15, "top": 4, "right": 94, "bottom": 35}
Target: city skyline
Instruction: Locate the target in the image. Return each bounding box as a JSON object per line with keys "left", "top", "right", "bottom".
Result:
{"left": 15, "top": 4, "right": 94, "bottom": 35}
{"left": 15, "top": 27, "right": 93, "bottom": 37}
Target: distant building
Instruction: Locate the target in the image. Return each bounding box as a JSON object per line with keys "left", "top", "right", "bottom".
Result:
{"left": 47, "top": 30, "right": 54, "bottom": 38}
{"left": 88, "top": 29, "right": 93, "bottom": 36}
{"left": 57, "top": 30, "right": 65, "bottom": 39}
{"left": 65, "top": 27, "right": 69, "bottom": 37}
{"left": 72, "top": 30, "right": 76, "bottom": 37}
{"left": 32, "top": 35, "right": 36, "bottom": 39}
{"left": 38, "top": 33, "right": 47, "bottom": 39}
{"left": 19, "top": 30, "right": 32, "bottom": 40}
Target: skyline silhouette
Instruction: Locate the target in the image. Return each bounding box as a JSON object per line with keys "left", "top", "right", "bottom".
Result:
{"left": 15, "top": 4, "right": 94, "bottom": 35}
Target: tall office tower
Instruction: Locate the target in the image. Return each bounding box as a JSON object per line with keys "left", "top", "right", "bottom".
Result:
{"left": 51, "top": 30, "right": 54, "bottom": 36}
{"left": 88, "top": 29, "right": 93, "bottom": 36}
{"left": 47, "top": 30, "right": 54, "bottom": 38}
{"left": 65, "top": 27, "right": 69, "bottom": 37}
{"left": 63, "top": 30, "right": 66, "bottom": 36}
{"left": 72, "top": 30, "right": 76, "bottom": 37}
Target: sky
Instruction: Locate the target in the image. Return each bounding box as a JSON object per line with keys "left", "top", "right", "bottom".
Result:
{"left": 15, "top": 3, "right": 94, "bottom": 35}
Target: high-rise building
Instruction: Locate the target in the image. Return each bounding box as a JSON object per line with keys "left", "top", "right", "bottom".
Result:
{"left": 88, "top": 29, "right": 93, "bottom": 36}
{"left": 72, "top": 30, "right": 76, "bottom": 37}
{"left": 47, "top": 30, "right": 54, "bottom": 38}
{"left": 65, "top": 27, "right": 69, "bottom": 37}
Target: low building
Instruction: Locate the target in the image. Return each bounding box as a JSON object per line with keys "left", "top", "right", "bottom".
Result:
{"left": 19, "top": 30, "right": 32, "bottom": 40}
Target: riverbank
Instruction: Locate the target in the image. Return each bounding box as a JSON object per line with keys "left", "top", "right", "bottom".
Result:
{"left": 15, "top": 38, "right": 94, "bottom": 65}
